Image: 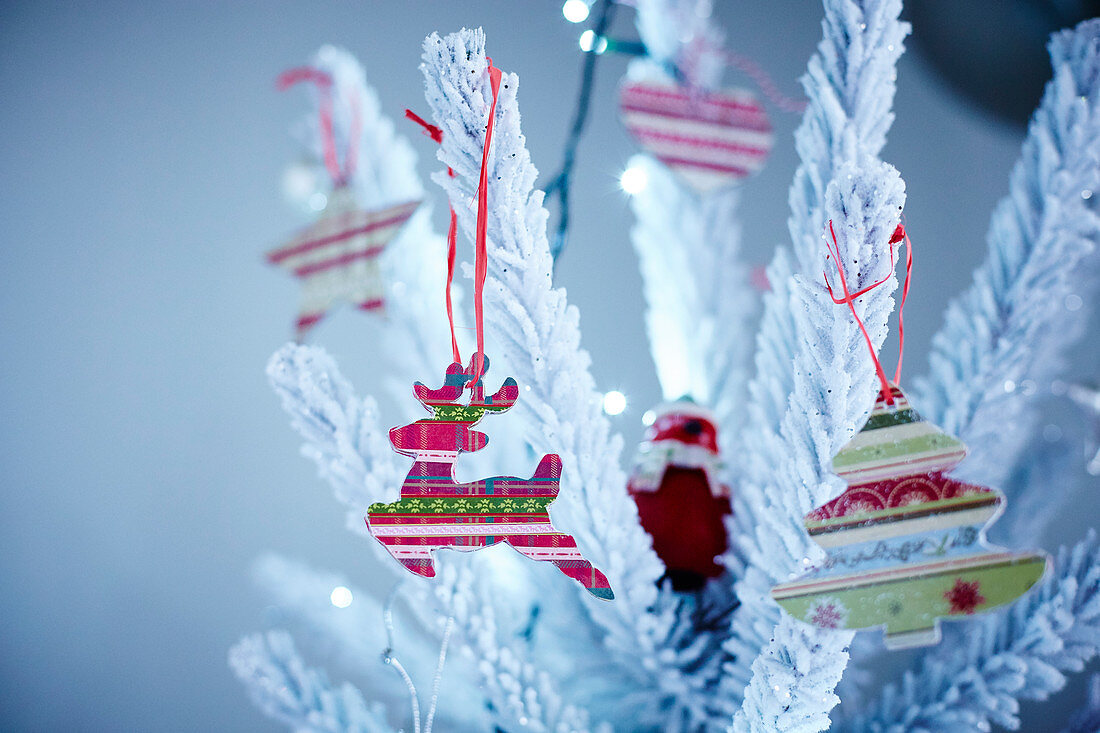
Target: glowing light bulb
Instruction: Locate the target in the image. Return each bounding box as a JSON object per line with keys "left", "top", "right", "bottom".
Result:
{"left": 602, "top": 390, "right": 627, "bottom": 416}
{"left": 641, "top": 409, "right": 657, "bottom": 427}
{"left": 282, "top": 162, "right": 320, "bottom": 206}
{"left": 308, "top": 192, "right": 328, "bottom": 211}
{"left": 330, "top": 586, "right": 353, "bottom": 608}
{"left": 579, "top": 30, "right": 607, "bottom": 54}
{"left": 619, "top": 164, "right": 649, "bottom": 195}
{"left": 562, "top": 0, "right": 590, "bottom": 23}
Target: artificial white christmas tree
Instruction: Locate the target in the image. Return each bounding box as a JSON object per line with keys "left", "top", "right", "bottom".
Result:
{"left": 232, "top": 3, "right": 1100, "bottom": 730}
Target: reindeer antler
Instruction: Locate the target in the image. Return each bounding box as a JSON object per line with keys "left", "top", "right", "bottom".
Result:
{"left": 413, "top": 361, "right": 470, "bottom": 411}
{"left": 412, "top": 355, "right": 518, "bottom": 416}
{"left": 465, "top": 354, "right": 518, "bottom": 413}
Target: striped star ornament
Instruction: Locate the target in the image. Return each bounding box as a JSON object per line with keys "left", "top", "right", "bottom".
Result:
{"left": 266, "top": 188, "right": 420, "bottom": 339}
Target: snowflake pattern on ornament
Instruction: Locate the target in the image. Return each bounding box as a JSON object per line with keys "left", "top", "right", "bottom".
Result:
{"left": 806, "top": 597, "right": 848, "bottom": 629}
{"left": 944, "top": 578, "right": 986, "bottom": 615}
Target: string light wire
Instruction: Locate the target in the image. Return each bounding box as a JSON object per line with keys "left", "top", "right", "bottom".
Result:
{"left": 544, "top": 2, "right": 804, "bottom": 264}
{"left": 543, "top": 0, "right": 617, "bottom": 263}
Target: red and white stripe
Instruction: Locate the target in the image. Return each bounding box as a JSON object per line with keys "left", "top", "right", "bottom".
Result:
{"left": 371, "top": 522, "right": 553, "bottom": 538}
{"left": 620, "top": 81, "right": 773, "bottom": 194}
{"left": 381, "top": 543, "right": 591, "bottom": 562}
{"left": 267, "top": 190, "right": 420, "bottom": 337}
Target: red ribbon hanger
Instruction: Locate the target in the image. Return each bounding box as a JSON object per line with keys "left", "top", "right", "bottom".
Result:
{"left": 823, "top": 220, "right": 913, "bottom": 405}
{"left": 277, "top": 66, "right": 362, "bottom": 187}
{"left": 405, "top": 109, "right": 462, "bottom": 365}
{"left": 405, "top": 59, "right": 503, "bottom": 382}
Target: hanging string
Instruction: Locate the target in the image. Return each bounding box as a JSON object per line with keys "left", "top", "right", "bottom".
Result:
{"left": 382, "top": 580, "right": 422, "bottom": 733}
{"left": 423, "top": 615, "right": 455, "bottom": 733}
{"left": 405, "top": 109, "right": 462, "bottom": 364}
{"left": 276, "top": 66, "right": 361, "bottom": 187}
{"left": 892, "top": 222, "right": 913, "bottom": 384}
{"left": 544, "top": 0, "right": 617, "bottom": 264}
{"left": 822, "top": 220, "right": 913, "bottom": 406}
{"left": 472, "top": 59, "right": 503, "bottom": 384}
{"left": 718, "top": 49, "right": 807, "bottom": 114}
{"left": 823, "top": 226, "right": 898, "bottom": 303}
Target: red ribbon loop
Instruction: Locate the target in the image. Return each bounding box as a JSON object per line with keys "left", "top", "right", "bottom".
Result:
{"left": 277, "top": 66, "right": 361, "bottom": 187}
{"left": 406, "top": 109, "right": 461, "bottom": 364}
{"left": 403, "top": 57, "right": 502, "bottom": 378}
{"left": 472, "top": 59, "right": 503, "bottom": 385}
{"left": 823, "top": 220, "right": 913, "bottom": 406}
{"left": 404, "top": 109, "right": 443, "bottom": 144}
{"left": 893, "top": 223, "right": 913, "bottom": 385}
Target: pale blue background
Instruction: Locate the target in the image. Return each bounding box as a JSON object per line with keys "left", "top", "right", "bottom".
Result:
{"left": 1, "top": 1, "right": 1096, "bottom": 730}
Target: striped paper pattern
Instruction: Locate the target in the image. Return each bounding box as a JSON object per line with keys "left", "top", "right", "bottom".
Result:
{"left": 366, "top": 360, "right": 614, "bottom": 600}
{"left": 620, "top": 80, "right": 773, "bottom": 193}
{"left": 771, "top": 383, "right": 1048, "bottom": 648}
{"left": 831, "top": 386, "right": 967, "bottom": 485}
{"left": 368, "top": 453, "right": 614, "bottom": 599}
{"left": 266, "top": 188, "right": 420, "bottom": 338}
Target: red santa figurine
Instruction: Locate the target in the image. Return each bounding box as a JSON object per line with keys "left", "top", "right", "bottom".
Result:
{"left": 628, "top": 400, "right": 732, "bottom": 590}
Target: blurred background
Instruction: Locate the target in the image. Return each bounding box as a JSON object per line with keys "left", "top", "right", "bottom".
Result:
{"left": 1, "top": 1, "right": 1098, "bottom": 730}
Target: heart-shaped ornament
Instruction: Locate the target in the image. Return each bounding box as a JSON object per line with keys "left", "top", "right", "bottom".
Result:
{"left": 620, "top": 80, "right": 774, "bottom": 194}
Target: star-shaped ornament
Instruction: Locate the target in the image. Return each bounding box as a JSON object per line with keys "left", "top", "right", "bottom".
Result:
{"left": 267, "top": 186, "right": 420, "bottom": 339}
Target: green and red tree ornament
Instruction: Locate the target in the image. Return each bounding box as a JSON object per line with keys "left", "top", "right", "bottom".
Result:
{"left": 771, "top": 384, "right": 1048, "bottom": 648}
{"left": 628, "top": 401, "right": 732, "bottom": 590}
{"left": 266, "top": 66, "right": 420, "bottom": 339}
{"left": 771, "top": 223, "right": 1048, "bottom": 648}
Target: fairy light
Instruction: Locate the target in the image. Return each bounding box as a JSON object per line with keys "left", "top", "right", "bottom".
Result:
{"left": 544, "top": 0, "right": 616, "bottom": 263}
{"left": 562, "top": 0, "right": 590, "bottom": 23}
{"left": 548, "top": 1, "right": 802, "bottom": 263}
{"left": 602, "top": 390, "right": 627, "bottom": 415}
{"left": 579, "top": 30, "right": 608, "bottom": 54}
{"left": 282, "top": 161, "right": 321, "bottom": 207}
{"left": 330, "top": 586, "right": 353, "bottom": 608}
{"left": 641, "top": 409, "right": 657, "bottom": 426}
{"left": 619, "top": 163, "right": 649, "bottom": 194}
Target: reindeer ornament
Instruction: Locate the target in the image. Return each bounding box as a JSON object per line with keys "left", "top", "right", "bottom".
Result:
{"left": 366, "top": 355, "right": 614, "bottom": 600}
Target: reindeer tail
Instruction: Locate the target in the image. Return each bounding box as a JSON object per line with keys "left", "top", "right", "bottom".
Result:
{"left": 531, "top": 453, "right": 562, "bottom": 496}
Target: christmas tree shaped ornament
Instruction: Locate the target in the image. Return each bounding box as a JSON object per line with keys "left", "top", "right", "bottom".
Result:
{"left": 619, "top": 79, "right": 774, "bottom": 194}
{"left": 367, "top": 355, "right": 613, "bottom": 599}
{"left": 772, "top": 383, "right": 1048, "bottom": 648}
{"left": 266, "top": 66, "right": 421, "bottom": 339}
{"left": 365, "top": 58, "right": 613, "bottom": 600}
{"left": 628, "top": 400, "right": 731, "bottom": 590}
{"left": 771, "top": 223, "right": 1048, "bottom": 648}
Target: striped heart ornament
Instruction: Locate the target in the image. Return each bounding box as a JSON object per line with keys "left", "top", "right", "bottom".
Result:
{"left": 620, "top": 80, "right": 774, "bottom": 194}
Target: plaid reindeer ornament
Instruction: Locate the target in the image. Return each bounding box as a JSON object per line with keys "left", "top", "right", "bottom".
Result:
{"left": 364, "top": 59, "right": 613, "bottom": 600}
{"left": 366, "top": 355, "right": 614, "bottom": 600}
